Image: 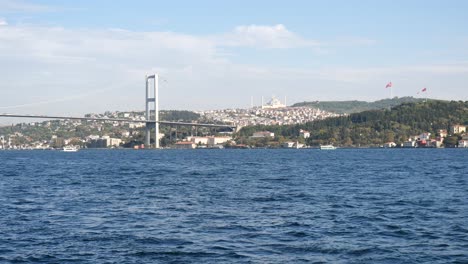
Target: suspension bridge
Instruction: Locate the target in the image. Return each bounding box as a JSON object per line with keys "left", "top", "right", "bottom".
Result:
{"left": 0, "top": 74, "right": 237, "bottom": 149}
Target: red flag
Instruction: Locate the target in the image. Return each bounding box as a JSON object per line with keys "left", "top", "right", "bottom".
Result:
{"left": 421, "top": 88, "right": 427, "bottom": 92}
{"left": 385, "top": 82, "right": 392, "bottom": 88}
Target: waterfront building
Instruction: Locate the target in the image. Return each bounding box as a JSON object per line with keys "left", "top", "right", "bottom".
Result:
{"left": 88, "top": 136, "right": 122, "bottom": 148}
{"left": 282, "top": 142, "right": 295, "bottom": 148}
{"left": 417, "top": 139, "right": 429, "bottom": 147}
{"left": 418, "top": 133, "right": 431, "bottom": 141}
{"left": 294, "top": 142, "right": 305, "bottom": 148}
{"left": 450, "top": 124, "right": 466, "bottom": 134}
{"left": 184, "top": 136, "right": 232, "bottom": 147}
{"left": 437, "top": 129, "right": 448, "bottom": 138}
{"left": 186, "top": 136, "right": 209, "bottom": 145}
{"left": 403, "top": 140, "right": 417, "bottom": 148}
{"left": 383, "top": 142, "right": 397, "bottom": 148}
{"left": 251, "top": 131, "right": 275, "bottom": 138}
{"left": 459, "top": 140, "right": 468, "bottom": 148}
{"left": 174, "top": 141, "right": 196, "bottom": 149}
{"left": 207, "top": 136, "right": 231, "bottom": 147}
{"left": 432, "top": 139, "right": 444, "bottom": 148}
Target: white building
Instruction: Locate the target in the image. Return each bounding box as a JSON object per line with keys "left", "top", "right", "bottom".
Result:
{"left": 101, "top": 136, "right": 122, "bottom": 147}
{"left": 450, "top": 124, "right": 466, "bottom": 134}
{"left": 157, "top": 133, "right": 165, "bottom": 141}
{"left": 186, "top": 136, "right": 209, "bottom": 145}
{"left": 432, "top": 140, "right": 443, "bottom": 148}
{"left": 207, "top": 136, "right": 231, "bottom": 146}
{"left": 87, "top": 136, "right": 122, "bottom": 148}
{"left": 403, "top": 141, "right": 417, "bottom": 148}
{"left": 459, "top": 140, "right": 468, "bottom": 148}
{"left": 262, "top": 96, "right": 286, "bottom": 109}
{"left": 383, "top": 142, "right": 397, "bottom": 148}
{"left": 87, "top": 135, "right": 100, "bottom": 141}
{"left": 129, "top": 122, "right": 145, "bottom": 129}
{"left": 299, "top": 129, "right": 310, "bottom": 139}
{"left": 251, "top": 131, "right": 275, "bottom": 138}
{"left": 295, "top": 142, "right": 305, "bottom": 148}
{"left": 174, "top": 141, "right": 196, "bottom": 149}
{"left": 419, "top": 133, "right": 431, "bottom": 141}
{"left": 282, "top": 141, "right": 304, "bottom": 148}
{"left": 437, "top": 129, "right": 448, "bottom": 138}
{"left": 109, "top": 138, "right": 122, "bottom": 147}
{"left": 185, "top": 136, "right": 232, "bottom": 146}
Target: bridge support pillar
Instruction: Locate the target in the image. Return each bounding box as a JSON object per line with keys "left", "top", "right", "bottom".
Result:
{"left": 145, "top": 74, "right": 159, "bottom": 149}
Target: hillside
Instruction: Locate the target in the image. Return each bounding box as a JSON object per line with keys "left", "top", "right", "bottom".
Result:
{"left": 0, "top": 110, "right": 201, "bottom": 146}
{"left": 292, "top": 97, "right": 429, "bottom": 114}
{"left": 238, "top": 100, "right": 468, "bottom": 147}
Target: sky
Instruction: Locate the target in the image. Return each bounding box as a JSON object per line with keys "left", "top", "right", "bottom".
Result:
{"left": 0, "top": 0, "right": 467, "bottom": 123}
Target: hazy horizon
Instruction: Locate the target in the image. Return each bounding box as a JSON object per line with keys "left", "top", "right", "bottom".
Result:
{"left": 0, "top": 96, "right": 451, "bottom": 126}
{"left": 1, "top": 0, "right": 467, "bottom": 124}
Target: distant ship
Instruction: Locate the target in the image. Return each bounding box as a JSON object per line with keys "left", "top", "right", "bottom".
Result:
{"left": 320, "top": 145, "right": 336, "bottom": 150}
{"left": 62, "top": 146, "right": 79, "bottom": 152}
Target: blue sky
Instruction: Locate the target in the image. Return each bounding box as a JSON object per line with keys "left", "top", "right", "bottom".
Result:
{"left": 0, "top": 0, "right": 467, "bottom": 120}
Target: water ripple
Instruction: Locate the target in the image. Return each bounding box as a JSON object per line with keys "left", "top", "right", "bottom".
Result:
{"left": 0, "top": 149, "right": 467, "bottom": 263}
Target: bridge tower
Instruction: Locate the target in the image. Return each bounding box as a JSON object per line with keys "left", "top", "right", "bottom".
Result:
{"left": 145, "top": 74, "right": 160, "bottom": 149}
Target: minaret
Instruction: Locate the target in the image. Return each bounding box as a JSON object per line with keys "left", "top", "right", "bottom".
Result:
{"left": 261, "top": 96, "right": 264, "bottom": 108}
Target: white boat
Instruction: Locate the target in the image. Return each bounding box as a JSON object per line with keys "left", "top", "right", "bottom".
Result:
{"left": 320, "top": 145, "right": 336, "bottom": 150}
{"left": 62, "top": 146, "right": 79, "bottom": 152}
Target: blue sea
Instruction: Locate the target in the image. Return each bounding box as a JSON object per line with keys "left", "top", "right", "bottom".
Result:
{"left": 0, "top": 149, "right": 467, "bottom": 263}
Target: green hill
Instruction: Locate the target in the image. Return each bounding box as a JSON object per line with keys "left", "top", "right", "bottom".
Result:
{"left": 292, "top": 97, "right": 430, "bottom": 114}
{"left": 238, "top": 100, "right": 468, "bottom": 147}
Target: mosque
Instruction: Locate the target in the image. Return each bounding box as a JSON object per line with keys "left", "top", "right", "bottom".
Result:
{"left": 261, "top": 96, "right": 286, "bottom": 109}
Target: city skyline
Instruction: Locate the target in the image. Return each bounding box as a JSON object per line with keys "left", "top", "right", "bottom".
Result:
{"left": 1, "top": 0, "right": 467, "bottom": 124}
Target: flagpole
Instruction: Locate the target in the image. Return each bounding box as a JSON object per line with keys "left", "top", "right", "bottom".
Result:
{"left": 385, "top": 81, "right": 392, "bottom": 99}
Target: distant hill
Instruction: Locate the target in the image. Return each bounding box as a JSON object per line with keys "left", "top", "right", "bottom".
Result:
{"left": 238, "top": 100, "right": 468, "bottom": 147}
{"left": 292, "top": 97, "right": 431, "bottom": 114}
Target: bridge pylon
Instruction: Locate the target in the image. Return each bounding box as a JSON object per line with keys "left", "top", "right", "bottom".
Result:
{"left": 0, "top": 135, "right": 4, "bottom": 150}
{"left": 145, "top": 74, "right": 159, "bottom": 149}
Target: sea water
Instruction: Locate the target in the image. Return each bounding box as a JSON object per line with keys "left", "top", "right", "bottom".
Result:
{"left": 0, "top": 149, "right": 467, "bottom": 263}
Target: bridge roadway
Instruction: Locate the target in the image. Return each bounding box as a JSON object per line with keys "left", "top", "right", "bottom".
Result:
{"left": 0, "top": 114, "right": 236, "bottom": 130}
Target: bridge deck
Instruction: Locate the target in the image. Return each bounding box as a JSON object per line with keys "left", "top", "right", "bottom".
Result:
{"left": 0, "top": 114, "right": 235, "bottom": 129}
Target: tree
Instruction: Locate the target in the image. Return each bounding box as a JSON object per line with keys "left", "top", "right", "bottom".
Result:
{"left": 235, "top": 100, "right": 468, "bottom": 148}
{"left": 444, "top": 136, "right": 459, "bottom": 147}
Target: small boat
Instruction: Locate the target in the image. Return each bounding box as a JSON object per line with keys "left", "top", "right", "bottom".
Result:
{"left": 320, "top": 145, "right": 336, "bottom": 150}
{"left": 62, "top": 146, "right": 79, "bottom": 152}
